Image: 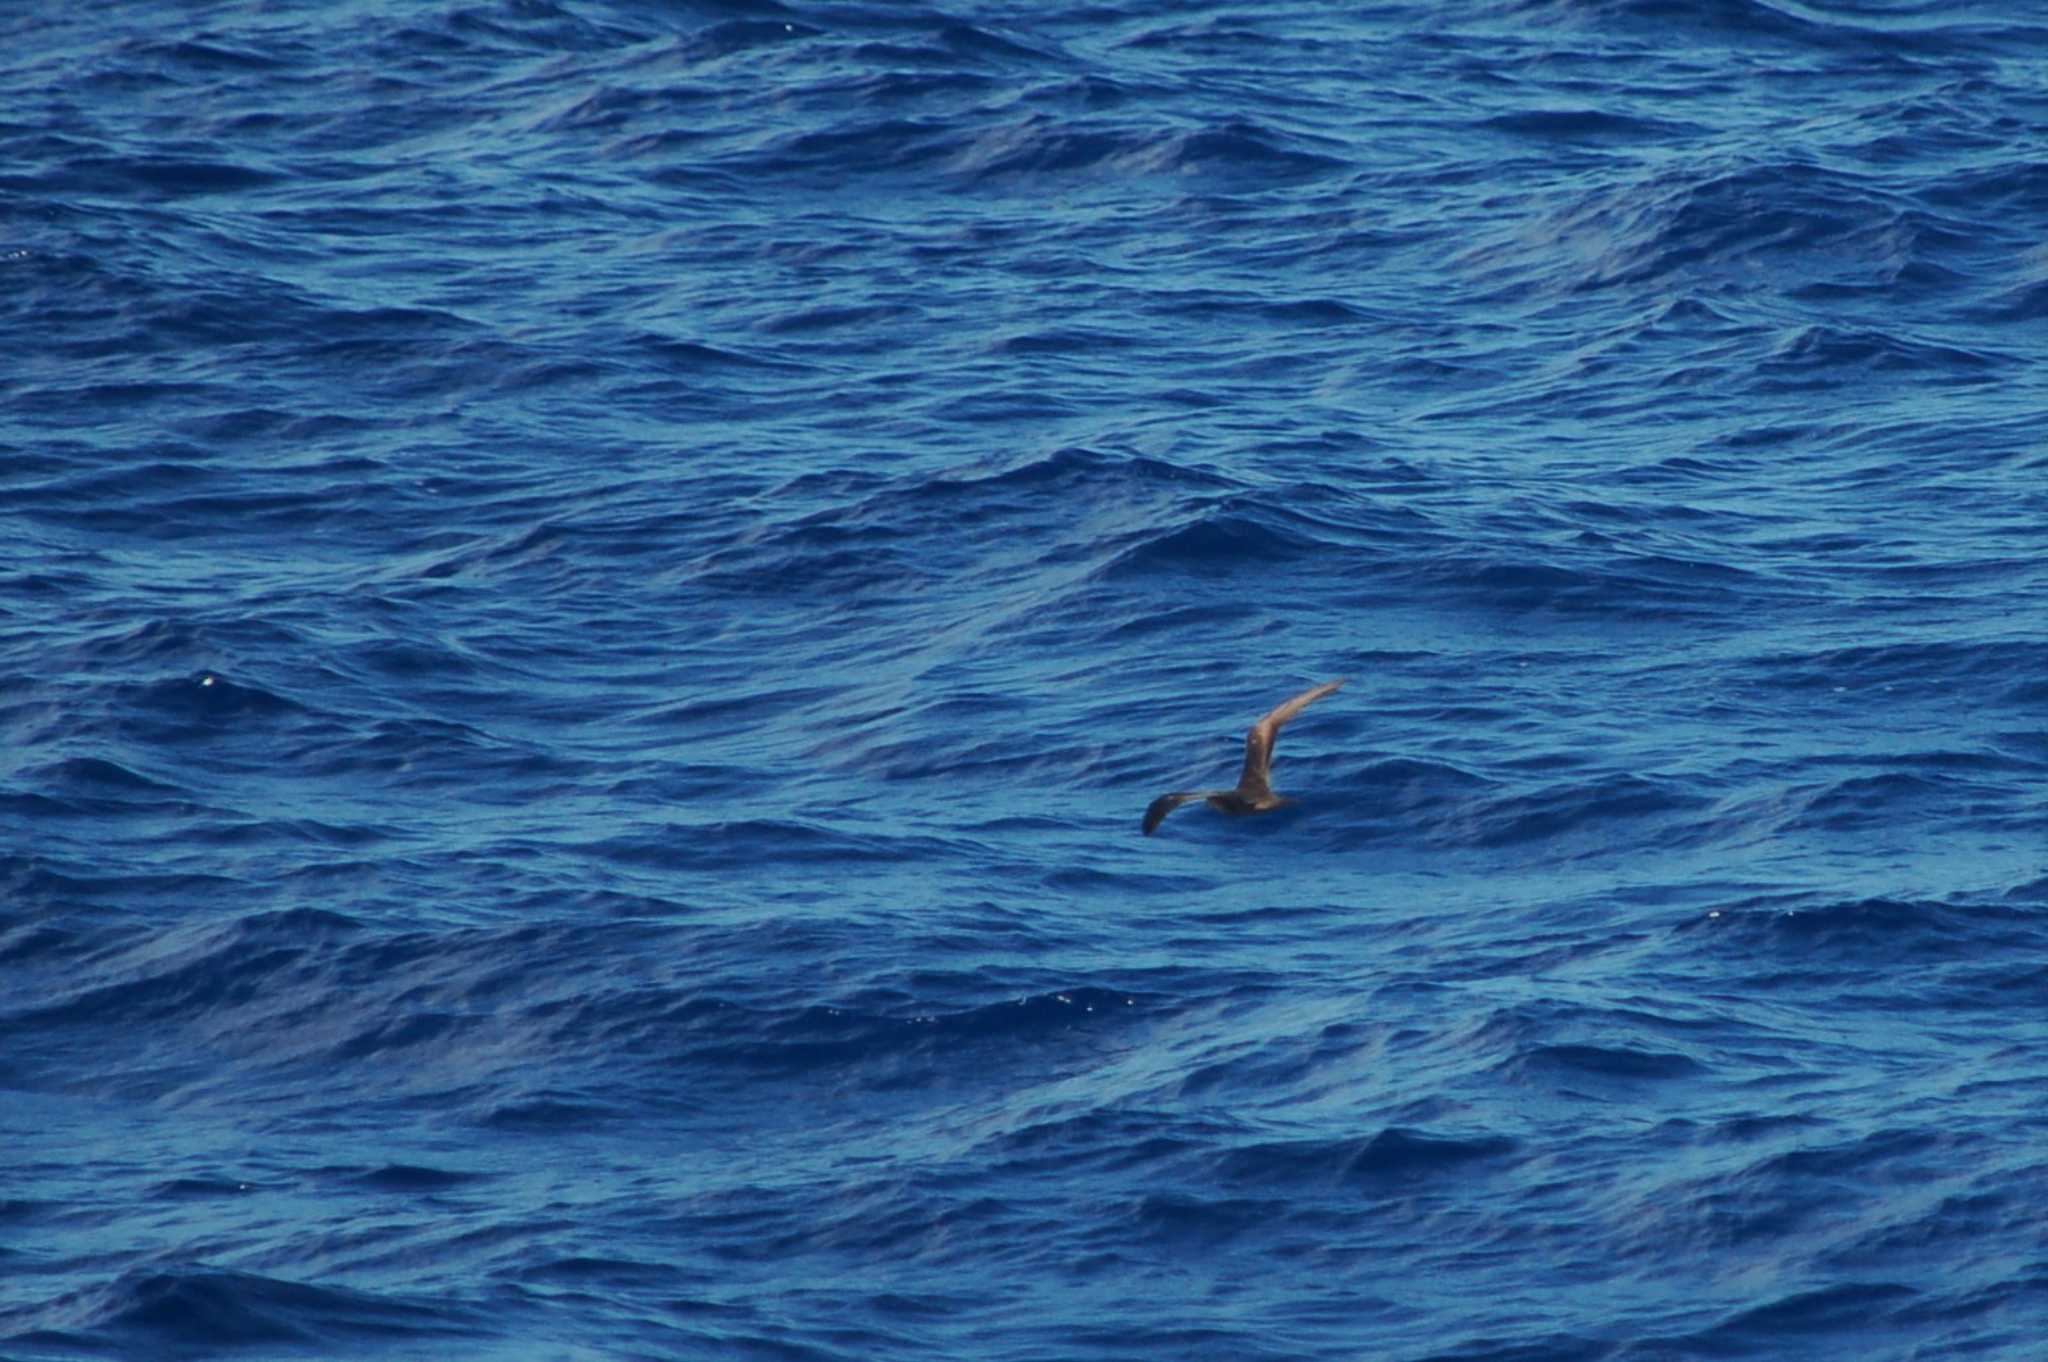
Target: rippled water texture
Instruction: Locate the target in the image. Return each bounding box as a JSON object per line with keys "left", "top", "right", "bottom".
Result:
{"left": 4, "top": 1, "right": 2046, "bottom": 1358}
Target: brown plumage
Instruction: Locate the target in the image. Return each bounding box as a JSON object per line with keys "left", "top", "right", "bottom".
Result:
{"left": 1141, "top": 679, "right": 1345, "bottom": 836}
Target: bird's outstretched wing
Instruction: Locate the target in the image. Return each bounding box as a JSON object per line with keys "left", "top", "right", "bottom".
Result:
{"left": 1142, "top": 790, "right": 1208, "bottom": 836}
{"left": 1237, "top": 678, "right": 1346, "bottom": 799}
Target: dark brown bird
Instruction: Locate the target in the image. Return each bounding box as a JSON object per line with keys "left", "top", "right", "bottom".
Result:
{"left": 1141, "top": 679, "right": 1345, "bottom": 835}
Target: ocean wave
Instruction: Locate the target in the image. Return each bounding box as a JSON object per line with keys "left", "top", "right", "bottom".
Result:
{"left": 1678, "top": 892, "right": 2048, "bottom": 1013}
{"left": 1485, "top": 0, "right": 2005, "bottom": 59}
{"left": 1477, "top": 107, "right": 1696, "bottom": 143}
{"left": 1210, "top": 1127, "right": 1517, "bottom": 1187}
{"left": 1095, "top": 509, "right": 1322, "bottom": 579}
{"left": 1500, "top": 1041, "right": 1706, "bottom": 1083}
{"left": 1675, "top": 1281, "right": 1921, "bottom": 1351}
{"left": 15, "top": 1264, "right": 478, "bottom": 1356}
{"left": 1457, "top": 159, "right": 1932, "bottom": 303}
{"left": 689, "top": 444, "right": 1239, "bottom": 600}
{"left": 1739, "top": 639, "right": 2048, "bottom": 699}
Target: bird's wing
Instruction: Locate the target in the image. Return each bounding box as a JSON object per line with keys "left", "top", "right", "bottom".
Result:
{"left": 1236, "top": 678, "right": 1345, "bottom": 797}
{"left": 1142, "top": 790, "right": 1207, "bottom": 836}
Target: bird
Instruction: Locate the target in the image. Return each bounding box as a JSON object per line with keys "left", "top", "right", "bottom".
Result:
{"left": 1141, "top": 679, "right": 1345, "bottom": 835}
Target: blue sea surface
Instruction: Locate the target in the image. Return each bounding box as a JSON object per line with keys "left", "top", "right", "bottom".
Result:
{"left": 4, "top": 1, "right": 2046, "bottom": 1358}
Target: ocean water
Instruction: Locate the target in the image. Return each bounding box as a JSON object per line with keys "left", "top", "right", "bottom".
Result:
{"left": 4, "top": 0, "right": 2046, "bottom": 1357}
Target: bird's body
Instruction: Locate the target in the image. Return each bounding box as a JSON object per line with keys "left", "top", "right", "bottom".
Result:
{"left": 1141, "top": 679, "right": 1344, "bottom": 836}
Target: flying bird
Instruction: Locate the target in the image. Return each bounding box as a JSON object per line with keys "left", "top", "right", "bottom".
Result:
{"left": 1141, "top": 679, "right": 1345, "bottom": 836}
